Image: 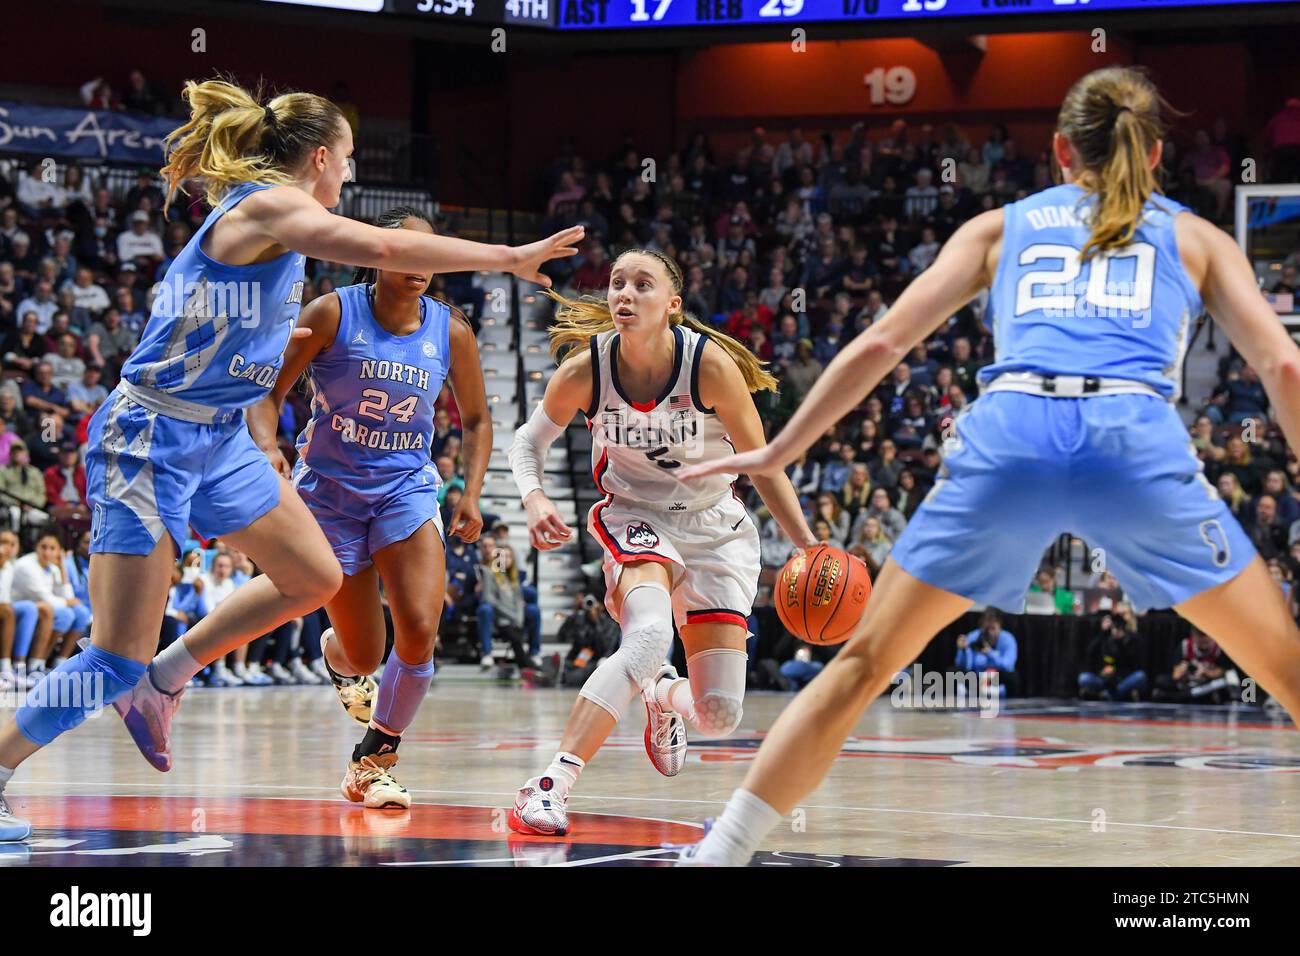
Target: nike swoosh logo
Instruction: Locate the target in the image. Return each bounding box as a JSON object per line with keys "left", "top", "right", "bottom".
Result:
{"left": 558, "top": 756, "right": 580, "bottom": 766}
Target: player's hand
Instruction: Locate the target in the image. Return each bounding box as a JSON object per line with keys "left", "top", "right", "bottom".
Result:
{"left": 449, "top": 496, "right": 483, "bottom": 543}
{"left": 264, "top": 446, "right": 292, "bottom": 480}
{"left": 507, "top": 226, "right": 584, "bottom": 288}
{"left": 678, "top": 445, "right": 785, "bottom": 481}
{"left": 524, "top": 490, "right": 573, "bottom": 551}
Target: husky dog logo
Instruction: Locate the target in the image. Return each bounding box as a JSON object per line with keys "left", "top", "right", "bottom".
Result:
{"left": 626, "top": 522, "right": 660, "bottom": 549}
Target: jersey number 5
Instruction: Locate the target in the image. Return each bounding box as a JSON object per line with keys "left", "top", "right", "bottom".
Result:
{"left": 358, "top": 389, "right": 419, "bottom": 425}
{"left": 646, "top": 446, "right": 682, "bottom": 469}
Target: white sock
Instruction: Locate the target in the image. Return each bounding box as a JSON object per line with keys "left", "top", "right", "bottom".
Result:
{"left": 27, "top": 660, "right": 45, "bottom": 674}
{"left": 0, "top": 658, "right": 11, "bottom": 673}
{"left": 152, "top": 639, "right": 203, "bottom": 694}
{"left": 695, "top": 789, "right": 782, "bottom": 865}
{"left": 0, "top": 764, "right": 13, "bottom": 794}
{"left": 540, "top": 751, "right": 585, "bottom": 801}
{"left": 658, "top": 675, "right": 692, "bottom": 715}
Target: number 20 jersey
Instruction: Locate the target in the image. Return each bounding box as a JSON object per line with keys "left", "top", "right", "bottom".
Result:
{"left": 294, "top": 283, "right": 450, "bottom": 503}
{"left": 586, "top": 323, "right": 739, "bottom": 508}
{"left": 979, "top": 182, "right": 1204, "bottom": 401}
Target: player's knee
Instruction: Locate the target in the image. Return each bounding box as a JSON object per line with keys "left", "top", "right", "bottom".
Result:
{"left": 15, "top": 645, "right": 145, "bottom": 746}
{"left": 37, "top": 602, "right": 53, "bottom": 622}
{"left": 692, "top": 691, "right": 743, "bottom": 737}
{"left": 615, "top": 619, "right": 674, "bottom": 689}
{"left": 395, "top": 615, "right": 439, "bottom": 659}
{"left": 291, "top": 556, "right": 343, "bottom": 607}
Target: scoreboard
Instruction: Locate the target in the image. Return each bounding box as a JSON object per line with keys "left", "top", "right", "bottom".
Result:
{"left": 555, "top": 0, "right": 1291, "bottom": 30}
{"left": 263, "top": 0, "right": 555, "bottom": 27}
{"left": 260, "top": 0, "right": 1292, "bottom": 29}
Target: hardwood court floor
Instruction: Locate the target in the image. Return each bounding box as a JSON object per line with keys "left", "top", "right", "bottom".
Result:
{"left": 3, "top": 676, "right": 1298, "bottom": 866}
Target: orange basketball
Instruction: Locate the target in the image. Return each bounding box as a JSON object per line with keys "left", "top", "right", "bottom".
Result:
{"left": 774, "top": 545, "right": 872, "bottom": 646}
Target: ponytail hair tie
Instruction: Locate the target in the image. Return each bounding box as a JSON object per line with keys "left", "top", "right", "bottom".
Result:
{"left": 263, "top": 106, "right": 276, "bottom": 126}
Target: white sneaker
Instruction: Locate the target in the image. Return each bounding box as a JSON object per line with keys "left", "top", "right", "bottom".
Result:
{"left": 0, "top": 671, "right": 13, "bottom": 694}
{"left": 508, "top": 776, "right": 570, "bottom": 836}
{"left": 243, "top": 664, "right": 273, "bottom": 686}
{"left": 268, "top": 662, "right": 295, "bottom": 685}
{"left": 0, "top": 795, "right": 31, "bottom": 842}
{"left": 340, "top": 753, "right": 411, "bottom": 809}
{"left": 643, "top": 665, "right": 688, "bottom": 777}
{"left": 291, "top": 659, "right": 323, "bottom": 685}
{"left": 111, "top": 664, "right": 183, "bottom": 773}
{"left": 480, "top": 653, "right": 494, "bottom": 671}
{"left": 309, "top": 658, "right": 332, "bottom": 684}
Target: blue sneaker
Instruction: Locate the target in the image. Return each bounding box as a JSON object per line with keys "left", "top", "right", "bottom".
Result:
{"left": 111, "top": 663, "right": 182, "bottom": 773}
{"left": 0, "top": 794, "right": 31, "bottom": 842}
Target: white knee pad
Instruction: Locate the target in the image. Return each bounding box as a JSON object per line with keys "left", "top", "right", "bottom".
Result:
{"left": 686, "top": 647, "right": 747, "bottom": 737}
{"left": 579, "top": 583, "right": 674, "bottom": 721}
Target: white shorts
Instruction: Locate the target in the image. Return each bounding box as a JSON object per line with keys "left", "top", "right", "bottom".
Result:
{"left": 588, "top": 492, "right": 760, "bottom": 631}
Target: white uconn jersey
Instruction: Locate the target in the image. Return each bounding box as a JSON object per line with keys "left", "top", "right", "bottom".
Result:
{"left": 586, "top": 324, "right": 737, "bottom": 509}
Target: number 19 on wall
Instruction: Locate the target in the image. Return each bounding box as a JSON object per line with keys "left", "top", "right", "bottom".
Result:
{"left": 863, "top": 66, "right": 917, "bottom": 106}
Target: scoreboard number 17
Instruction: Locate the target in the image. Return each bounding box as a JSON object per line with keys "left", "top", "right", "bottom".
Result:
{"left": 630, "top": 0, "right": 672, "bottom": 20}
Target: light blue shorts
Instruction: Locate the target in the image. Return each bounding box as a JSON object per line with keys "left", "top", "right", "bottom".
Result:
{"left": 86, "top": 388, "right": 282, "bottom": 556}
{"left": 891, "top": 391, "right": 1255, "bottom": 612}
{"left": 293, "top": 463, "right": 444, "bottom": 576}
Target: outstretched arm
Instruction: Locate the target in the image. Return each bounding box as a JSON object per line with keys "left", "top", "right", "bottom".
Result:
{"left": 247, "top": 188, "right": 583, "bottom": 287}
{"left": 1186, "top": 215, "right": 1300, "bottom": 456}
{"left": 680, "top": 209, "right": 1003, "bottom": 481}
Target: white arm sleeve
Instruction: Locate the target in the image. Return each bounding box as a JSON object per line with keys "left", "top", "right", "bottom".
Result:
{"left": 509, "top": 404, "right": 567, "bottom": 502}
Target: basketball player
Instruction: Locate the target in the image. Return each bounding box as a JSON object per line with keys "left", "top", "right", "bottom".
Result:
{"left": 0, "top": 78, "right": 580, "bottom": 841}
{"left": 674, "top": 66, "right": 1300, "bottom": 865}
{"left": 506, "top": 248, "right": 816, "bottom": 836}
{"left": 247, "top": 206, "right": 488, "bottom": 809}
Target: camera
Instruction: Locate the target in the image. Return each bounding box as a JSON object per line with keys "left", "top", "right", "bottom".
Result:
{"left": 582, "top": 595, "right": 598, "bottom": 611}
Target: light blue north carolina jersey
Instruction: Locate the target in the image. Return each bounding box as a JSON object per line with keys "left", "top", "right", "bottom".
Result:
{"left": 294, "top": 283, "right": 451, "bottom": 502}
{"left": 121, "top": 182, "right": 306, "bottom": 409}
{"left": 980, "top": 183, "right": 1204, "bottom": 400}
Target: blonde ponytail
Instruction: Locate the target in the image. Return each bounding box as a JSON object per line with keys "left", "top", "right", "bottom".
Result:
{"left": 160, "top": 77, "right": 344, "bottom": 210}
{"left": 546, "top": 248, "right": 778, "bottom": 394}
{"left": 1055, "top": 67, "right": 1181, "bottom": 260}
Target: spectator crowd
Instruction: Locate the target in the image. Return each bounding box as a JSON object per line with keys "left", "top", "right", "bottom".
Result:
{"left": 0, "top": 71, "right": 1297, "bottom": 703}
{"left": 534, "top": 108, "right": 1297, "bottom": 705}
